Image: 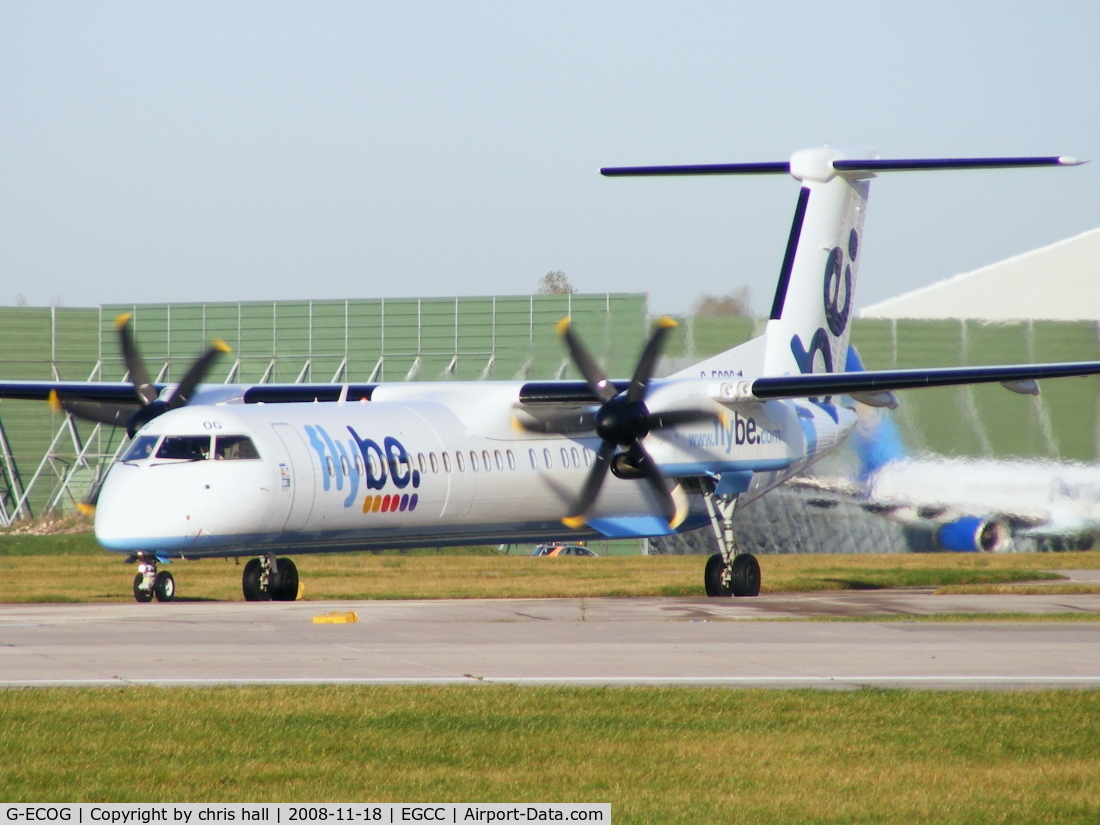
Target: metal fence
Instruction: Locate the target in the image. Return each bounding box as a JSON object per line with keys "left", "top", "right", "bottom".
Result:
{"left": 1, "top": 303, "right": 1098, "bottom": 525}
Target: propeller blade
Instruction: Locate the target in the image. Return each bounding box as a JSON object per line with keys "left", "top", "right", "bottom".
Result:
{"left": 631, "top": 442, "right": 678, "bottom": 526}
{"left": 165, "top": 340, "right": 231, "bottom": 409}
{"left": 513, "top": 408, "right": 597, "bottom": 435}
{"left": 557, "top": 318, "right": 617, "bottom": 402}
{"left": 627, "top": 317, "right": 677, "bottom": 403}
{"left": 49, "top": 391, "right": 140, "bottom": 428}
{"left": 115, "top": 314, "right": 158, "bottom": 406}
{"left": 562, "top": 439, "right": 616, "bottom": 528}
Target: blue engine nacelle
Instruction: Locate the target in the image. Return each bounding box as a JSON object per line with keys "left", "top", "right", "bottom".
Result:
{"left": 934, "top": 516, "right": 1009, "bottom": 552}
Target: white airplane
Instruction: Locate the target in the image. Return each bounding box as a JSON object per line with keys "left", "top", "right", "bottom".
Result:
{"left": 822, "top": 390, "right": 1100, "bottom": 552}
{"left": 3, "top": 147, "right": 1097, "bottom": 602}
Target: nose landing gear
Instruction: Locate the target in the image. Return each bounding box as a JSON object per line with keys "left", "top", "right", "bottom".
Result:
{"left": 131, "top": 557, "right": 176, "bottom": 603}
{"left": 242, "top": 554, "right": 299, "bottom": 601}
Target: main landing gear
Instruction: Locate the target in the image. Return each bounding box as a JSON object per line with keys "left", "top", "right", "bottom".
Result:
{"left": 701, "top": 485, "right": 760, "bottom": 597}
{"left": 242, "top": 554, "right": 299, "bottom": 601}
{"left": 132, "top": 556, "right": 176, "bottom": 603}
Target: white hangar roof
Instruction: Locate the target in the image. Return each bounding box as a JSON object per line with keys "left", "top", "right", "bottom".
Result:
{"left": 859, "top": 226, "right": 1100, "bottom": 321}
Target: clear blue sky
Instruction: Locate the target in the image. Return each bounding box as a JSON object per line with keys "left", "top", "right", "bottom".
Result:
{"left": 2, "top": 1, "right": 1097, "bottom": 316}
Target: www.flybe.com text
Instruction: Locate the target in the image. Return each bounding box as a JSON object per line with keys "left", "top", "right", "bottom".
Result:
{"left": 686, "top": 413, "right": 781, "bottom": 453}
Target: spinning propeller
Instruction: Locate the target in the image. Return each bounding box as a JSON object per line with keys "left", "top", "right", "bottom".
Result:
{"left": 520, "top": 317, "right": 721, "bottom": 529}
{"left": 51, "top": 314, "right": 231, "bottom": 438}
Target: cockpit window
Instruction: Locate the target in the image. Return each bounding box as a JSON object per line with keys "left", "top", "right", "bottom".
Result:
{"left": 156, "top": 435, "right": 211, "bottom": 461}
{"left": 122, "top": 435, "right": 159, "bottom": 462}
{"left": 214, "top": 435, "right": 261, "bottom": 460}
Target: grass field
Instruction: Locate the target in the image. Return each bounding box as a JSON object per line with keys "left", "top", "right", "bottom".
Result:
{"left": 1, "top": 686, "right": 1098, "bottom": 823}
{"left": 1, "top": 532, "right": 1098, "bottom": 602}
{"left": 4, "top": 536, "right": 1100, "bottom": 821}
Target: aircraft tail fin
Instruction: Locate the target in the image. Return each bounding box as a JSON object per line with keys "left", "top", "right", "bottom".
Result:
{"left": 606, "top": 152, "right": 1083, "bottom": 382}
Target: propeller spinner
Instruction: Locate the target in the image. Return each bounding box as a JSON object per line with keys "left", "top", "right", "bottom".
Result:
{"left": 522, "top": 316, "right": 720, "bottom": 529}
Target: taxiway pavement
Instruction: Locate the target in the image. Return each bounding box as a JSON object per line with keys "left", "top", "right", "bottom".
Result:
{"left": 2, "top": 586, "right": 1099, "bottom": 689}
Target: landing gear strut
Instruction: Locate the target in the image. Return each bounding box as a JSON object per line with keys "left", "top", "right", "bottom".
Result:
{"left": 242, "top": 554, "right": 299, "bottom": 601}
{"left": 132, "top": 556, "right": 175, "bottom": 603}
{"left": 701, "top": 485, "right": 760, "bottom": 597}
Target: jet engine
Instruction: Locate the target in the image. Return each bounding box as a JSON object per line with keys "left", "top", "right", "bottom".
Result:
{"left": 934, "top": 515, "right": 1011, "bottom": 552}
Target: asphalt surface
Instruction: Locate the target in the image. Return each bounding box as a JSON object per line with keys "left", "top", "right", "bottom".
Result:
{"left": 2, "top": 582, "right": 1099, "bottom": 689}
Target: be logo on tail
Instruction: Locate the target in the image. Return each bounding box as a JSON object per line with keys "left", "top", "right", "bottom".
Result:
{"left": 791, "top": 226, "right": 858, "bottom": 374}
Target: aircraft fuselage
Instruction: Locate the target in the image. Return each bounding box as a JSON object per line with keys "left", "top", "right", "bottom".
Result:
{"left": 94, "top": 380, "right": 854, "bottom": 558}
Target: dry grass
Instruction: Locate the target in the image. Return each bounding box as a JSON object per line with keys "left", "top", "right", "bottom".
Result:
{"left": 1, "top": 686, "right": 1098, "bottom": 823}
{"left": 936, "top": 584, "right": 1100, "bottom": 595}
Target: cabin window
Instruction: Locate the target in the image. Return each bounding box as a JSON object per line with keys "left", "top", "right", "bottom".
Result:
{"left": 156, "top": 436, "right": 211, "bottom": 461}
{"left": 354, "top": 455, "right": 363, "bottom": 476}
{"left": 367, "top": 452, "right": 382, "bottom": 478}
{"left": 326, "top": 456, "right": 335, "bottom": 477}
{"left": 214, "top": 435, "right": 260, "bottom": 460}
{"left": 455, "top": 452, "right": 464, "bottom": 472}
{"left": 507, "top": 450, "right": 516, "bottom": 471}
{"left": 528, "top": 449, "right": 537, "bottom": 469}
{"left": 429, "top": 452, "right": 439, "bottom": 473}
{"left": 495, "top": 450, "right": 505, "bottom": 471}
{"left": 583, "top": 448, "right": 592, "bottom": 467}
{"left": 482, "top": 450, "right": 492, "bottom": 471}
{"left": 470, "top": 451, "right": 479, "bottom": 472}
{"left": 561, "top": 448, "right": 570, "bottom": 467}
{"left": 122, "top": 435, "right": 159, "bottom": 462}
{"left": 570, "top": 447, "right": 580, "bottom": 468}
{"left": 442, "top": 452, "right": 451, "bottom": 473}
{"left": 543, "top": 448, "right": 552, "bottom": 469}
{"left": 339, "top": 455, "right": 349, "bottom": 476}
{"left": 417, "top": 453, "right": 427, "bottom": 474}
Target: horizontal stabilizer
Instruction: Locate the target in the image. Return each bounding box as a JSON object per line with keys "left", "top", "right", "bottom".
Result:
{"left": 832, "top": 156, "right": 1084, "bottom": 172}
{"left": 601, "top": 162, "right": 790, "bottom": 177}
{"left": 749, "top": 361, "right": 1100, "bottom": 401}
{"left": 602, "top": 156, "right": 1084, "bottom": 178}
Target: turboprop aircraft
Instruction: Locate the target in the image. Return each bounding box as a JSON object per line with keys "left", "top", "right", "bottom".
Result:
{"left": 2, "top": 147, "right": 1098, "bottom": 602}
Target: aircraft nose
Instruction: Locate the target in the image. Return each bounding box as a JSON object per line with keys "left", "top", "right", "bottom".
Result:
{"left": 94, "top": 464, "right": 194, "bottom": 552}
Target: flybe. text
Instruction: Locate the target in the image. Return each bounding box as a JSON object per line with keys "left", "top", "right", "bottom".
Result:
{"left": 304, "top": 424, "right": 420, "bottom": 510}
{"left": 686, "top": 413, "right": 781, "bottom": 453}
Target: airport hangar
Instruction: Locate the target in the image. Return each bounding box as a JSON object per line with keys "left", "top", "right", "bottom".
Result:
{"left": 0, "top": 231, "right": 1097, "bottom": 546}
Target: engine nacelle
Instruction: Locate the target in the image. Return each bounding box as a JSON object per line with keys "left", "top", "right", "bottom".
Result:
{"left": 934, "top": 516, "right": 1011, "bottom": 552}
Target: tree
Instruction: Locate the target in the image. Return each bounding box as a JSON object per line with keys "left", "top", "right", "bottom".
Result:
{"left": 692, "top": 287, "right": 751, "bottom": 317}
{"left": 537, "top": 271, "right": 575, "bottom": 294}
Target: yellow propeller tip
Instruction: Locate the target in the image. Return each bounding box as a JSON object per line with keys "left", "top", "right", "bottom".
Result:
{"left": 114, "top": 313, "right": 132, "bottom": 329}
{"left": 47, "top": 390, "right": 62, "bottom": 413}
{"left": 656, "top": 316, "right": 678, "bottom": 329}
{"left": 76, "top": 502, "right": 96, "bottom": 517}
{"left": 555, "top": 317, "right": 572, "bottom": 336}
{"left": 213, "top": 339, "right": 232, "bottom": 354}
{"left": 561, "top": 516, "right": 586, "bottom": 530}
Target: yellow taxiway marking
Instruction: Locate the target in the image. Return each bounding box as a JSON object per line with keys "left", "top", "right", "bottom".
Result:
{"left": 312, "top": 611, "right": 359, "bottom": 624}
